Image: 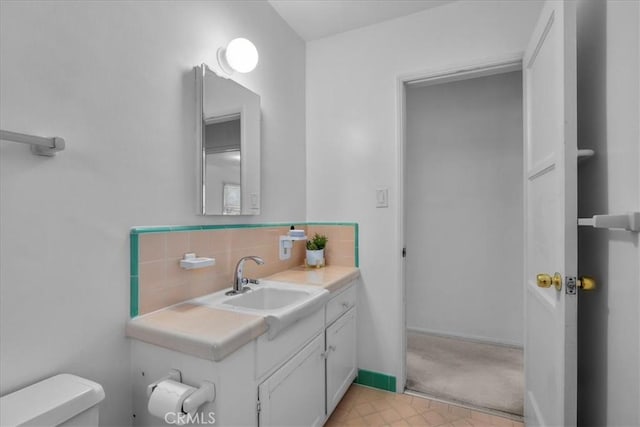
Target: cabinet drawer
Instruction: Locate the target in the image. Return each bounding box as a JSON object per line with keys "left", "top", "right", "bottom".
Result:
{"left": 326, "top": 284, "right": 356, "bottom": 326}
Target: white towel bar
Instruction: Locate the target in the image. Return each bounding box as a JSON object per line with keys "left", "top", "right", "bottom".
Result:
{"left": 0, "top": 129, "right": 65, "bottom": 156}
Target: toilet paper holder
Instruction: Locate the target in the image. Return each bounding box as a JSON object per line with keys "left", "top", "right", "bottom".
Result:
{"left": 147, "top": 369, "right": 216, "bottom": 415}
{"left": 147, "top": 369, "right": 182, "bottom": 397}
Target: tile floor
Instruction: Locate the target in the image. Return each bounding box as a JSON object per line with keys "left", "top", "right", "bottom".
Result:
{"left": 325, "top": 384, "right": 524, "bottom": 427}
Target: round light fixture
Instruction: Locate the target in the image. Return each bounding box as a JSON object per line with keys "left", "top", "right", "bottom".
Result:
{"left": 217, "top": 38, "right": 259, "bottom": 75}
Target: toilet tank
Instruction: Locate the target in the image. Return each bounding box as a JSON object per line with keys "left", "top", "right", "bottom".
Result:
{"left": 0, "top": 374, "right": 105, "bottom": 427}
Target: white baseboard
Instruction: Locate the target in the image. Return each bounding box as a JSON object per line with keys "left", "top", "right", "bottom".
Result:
{"left": 406, "top": 326, "right": 523, "bottom": 349}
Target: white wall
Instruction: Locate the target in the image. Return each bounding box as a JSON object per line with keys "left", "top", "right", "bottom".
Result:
{"left": 0, "top": 1, "right": 305, "bottom": 425}
{"left": 306, "top": 0, "right": 542, "bottom": 383}
{"left": 576, "top": 1, "right": 640, "bottom": 425}
{"left": 405, "top": 71, "right": 523, "bottom": 347}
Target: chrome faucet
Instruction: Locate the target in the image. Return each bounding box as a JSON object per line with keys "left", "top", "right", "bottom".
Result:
{"left": 227, "top": 256, "right": 265, "bottom": 295}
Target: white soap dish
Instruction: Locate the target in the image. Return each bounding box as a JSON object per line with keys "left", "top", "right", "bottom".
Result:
{"left": 180, "top": 253, "right": 215, "bottom": 270}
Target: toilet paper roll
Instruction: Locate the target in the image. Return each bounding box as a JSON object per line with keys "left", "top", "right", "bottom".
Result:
{"left": 148, "top": 379, "right": 196, "bottom": 420}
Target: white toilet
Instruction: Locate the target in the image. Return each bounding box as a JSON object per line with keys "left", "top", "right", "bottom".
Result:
{"left": 0, "top": 374, "right": 105, "bottom": 426}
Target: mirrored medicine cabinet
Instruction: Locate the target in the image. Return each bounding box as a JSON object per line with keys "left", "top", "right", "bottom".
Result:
{"left": 196, "top": 64, "right": 261, "bottom": 215}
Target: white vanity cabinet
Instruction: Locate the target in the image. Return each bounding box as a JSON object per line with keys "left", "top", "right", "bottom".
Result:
{"left": 258, "top": 333, "right": 326, "bottom": 427}
{"left": 129, "top": 275, "right": 359, "bottom": 427}
{"left": 326, "top": 307, "right": 357, "bottom": 415}
{"left": 256, "top": 307, "right": 326, "bottom": 427}
{"left": 324, "top": 281, "right": 358, "bottom": 418}
{"left": 257, "top": 279, "right": 358, "bottom": 426}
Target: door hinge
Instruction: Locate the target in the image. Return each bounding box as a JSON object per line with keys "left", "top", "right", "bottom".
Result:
{"left": 402, "top": 247, "right": 406, "bottom": 258}
{"left": 257, "top": 400, "right": 261, "bottom": 414}
{"left": 566, "top": 276, "right": 577, "bottom": 295}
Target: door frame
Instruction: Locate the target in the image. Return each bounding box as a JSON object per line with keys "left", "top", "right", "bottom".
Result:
{"left": 395, "top": 53, "right": 524, "bottom": 393}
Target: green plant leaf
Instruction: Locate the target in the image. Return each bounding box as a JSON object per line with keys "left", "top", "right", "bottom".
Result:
{"left": 306, "top": 233, "right": 328, "bottom": 250}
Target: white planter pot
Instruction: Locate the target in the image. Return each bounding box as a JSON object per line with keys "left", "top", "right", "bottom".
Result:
{"left": 306, "top": 249, "right": 325, "bottom": 267}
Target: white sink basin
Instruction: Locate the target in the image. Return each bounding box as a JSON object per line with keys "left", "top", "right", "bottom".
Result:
{"left": 193, "top": 281, "right": 329, "bottom": 339}
{"left": 223, "top": 287, "right": 310, "bottom": 310}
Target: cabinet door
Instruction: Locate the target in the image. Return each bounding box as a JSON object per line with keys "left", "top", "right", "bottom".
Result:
{"left": 326, "top": 308, "right": 357, "bottom": 416}
{"left": 258, "top": 333, "right": 325, "bottom": 427}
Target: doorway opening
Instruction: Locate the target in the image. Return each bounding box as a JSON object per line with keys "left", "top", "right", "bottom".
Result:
{"left": 400, "top": 61, "right": 525, "bottom": 419}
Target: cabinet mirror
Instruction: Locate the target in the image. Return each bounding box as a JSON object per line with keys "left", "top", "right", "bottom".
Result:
{"left": 196, "top": 64, "right": 261, "bottom": 215}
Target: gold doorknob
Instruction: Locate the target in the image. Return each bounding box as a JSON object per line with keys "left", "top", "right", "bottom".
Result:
{"left": 536, "top": 272, "right": 562, "bottom": 291}
{"left": 578, "top": 276, "right": 596, "bottom": 291}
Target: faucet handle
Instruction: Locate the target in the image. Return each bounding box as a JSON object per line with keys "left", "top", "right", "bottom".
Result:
{"left": 240, "top": 278, "right": 259, "bottom": 285}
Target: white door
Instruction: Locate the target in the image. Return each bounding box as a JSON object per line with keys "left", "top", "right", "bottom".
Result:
{"left": 523, "top": 1, "right": 578, "bottom": 426}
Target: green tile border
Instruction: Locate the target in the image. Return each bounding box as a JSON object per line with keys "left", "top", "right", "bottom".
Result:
{"left": 129, "top": 233, "right": 139, "bottom": 317}
{"left": 354, "top": 369, "right": 396, "bottom": 392}
{"left": 130, "top": 222, "right": 358, "bottom": 234}
{"left": 130, "top": 276, "right": 139, "bottom": 318}
{"left": 130, "top": 233, "right": 139, "bottom": 276}
{"left": 305, "top": 222, "right": 359, "bottom": 227}
{"left": 130, "top": 222, "right": 309, "bottom": 234}
{"left": 129, "top": 222, "right": 359, "bottom": 318}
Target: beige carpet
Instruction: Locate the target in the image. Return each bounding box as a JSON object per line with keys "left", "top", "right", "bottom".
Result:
{"left": 406, "top": 331, "right": 524, "bottom": 416}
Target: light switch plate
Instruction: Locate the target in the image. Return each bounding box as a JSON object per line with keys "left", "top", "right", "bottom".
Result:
{"left": 250, "top": 193, "right": 259, "bottom": 209}
{"left": 376, "top": 188, "right": 389, "bottom": 208}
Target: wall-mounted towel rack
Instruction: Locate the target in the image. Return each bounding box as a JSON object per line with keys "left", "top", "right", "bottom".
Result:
{"left": 578, "top": 212, "right": 640, "bottom": 232}
{"left": 0, "top": 129, "right": 65, "bottom": 156}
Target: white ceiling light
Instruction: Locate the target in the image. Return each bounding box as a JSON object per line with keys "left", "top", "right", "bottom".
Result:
{"left": 217, "top": 38, "right": 259, "bottom": 75}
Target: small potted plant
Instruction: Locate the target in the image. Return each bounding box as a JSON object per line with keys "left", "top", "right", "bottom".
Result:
{"left": 306, "top": 233, "right": 328, "bottom": 268}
